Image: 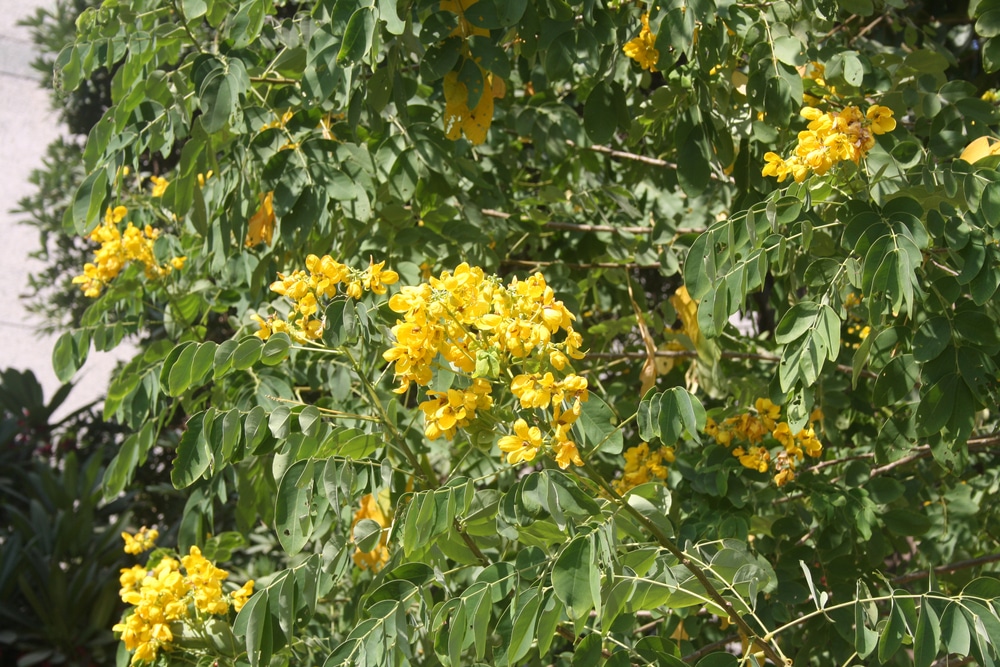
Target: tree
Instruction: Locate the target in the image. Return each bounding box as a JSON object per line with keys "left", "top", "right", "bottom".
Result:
{"left": 39, "top": 0, "right": 1000, "bottom": 664}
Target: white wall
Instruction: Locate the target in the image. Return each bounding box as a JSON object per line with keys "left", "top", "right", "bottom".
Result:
{"left": 0, "top": 0, "right": 131, "bottom": 419}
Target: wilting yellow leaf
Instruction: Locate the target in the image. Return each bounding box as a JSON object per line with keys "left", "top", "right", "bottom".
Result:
{"left": 960, "top": 135, "right": 1000, "bottom": 164}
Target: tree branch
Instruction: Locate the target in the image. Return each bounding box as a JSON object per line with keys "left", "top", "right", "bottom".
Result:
{"left": 891, "top": 553, "right": 1000, "bottom": 586}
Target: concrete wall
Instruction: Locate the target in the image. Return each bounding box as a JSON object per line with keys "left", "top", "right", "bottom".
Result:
{"left": 0, "top": 0, "right": 129, "bottom": 417}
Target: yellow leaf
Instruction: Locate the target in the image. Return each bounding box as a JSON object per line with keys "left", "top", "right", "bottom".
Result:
{"left": 959, "top": 135, "right": 1000, "bottom": 164}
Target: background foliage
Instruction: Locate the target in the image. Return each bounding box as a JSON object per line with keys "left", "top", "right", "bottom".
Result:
{"left": 12, "top": 0, "right": 1000, "bottom": 664}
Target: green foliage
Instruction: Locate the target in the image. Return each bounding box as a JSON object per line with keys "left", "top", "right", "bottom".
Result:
{"left": 20, "top": 0, "right": 1000, "bottom": 664}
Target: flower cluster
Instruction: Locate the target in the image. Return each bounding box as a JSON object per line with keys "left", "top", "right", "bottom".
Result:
{"left": 614, "top": 442, "right": 675, "bottom": 494}
{"left": 623, "top": 13, "right": 659, "bottom": 71}
{"left": 384, "top": 263, "right": 588, "bottom": 468}
{"left": 351, "top": 492, "right": 392, "bottom": 572}
{"left": 122, "top": 526, "right": 159, "bottom": 555}
{"left": 113, "top": 545, "right": 254, "bottom": 666}
{"left": 73, "top": 206, "right": 185, "bottom": 298}
{"left": 704, "top": 398, "right": 823, "bottom": 486}
{"left": 253, "top": 256, "right": 398, "bottom": 342}
{"left": 762, "top": 104, "right": 896, "bottom": 183}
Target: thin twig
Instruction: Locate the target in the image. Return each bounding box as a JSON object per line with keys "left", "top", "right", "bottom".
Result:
{"left": 501, "top": 259, "right": 662, "bottom": 269}
{"left": 250, "top": 76, "right": 299, "bottom": 85}
{"left": 682, "top": 636, "right": 739, "bottom": 664}
{"left": 482, "top": 208, "right": 706, "bottom": 235}
{"left": 870, "top": 435, "right": 1000, "bottom": 477}
{"left": 568, "top": 141, "right": 674, "bottom": 168}
{"left": 586, "top": 350, "right": 879, "bottom": 380}
{"left": 891, "top": 553, "right": 1000, "bottom": 586}
{"left": 544, "top": 221, "right": 656, "bottom": 234}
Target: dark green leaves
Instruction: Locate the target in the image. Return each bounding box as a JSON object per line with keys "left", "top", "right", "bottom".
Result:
{"left": 552, "top": 534, "right": 601, "bottom": 621}
{"left": 637, "top": 388, "right": 706, "bottom": 446}
{"left": 71, "top": 167, "right": 109, "bottom": 234}
{"left": 775, "top": 303, "right": 841, "bottom": 392}
{"left": 172, "top": 411, "right": 212, "bottom": 488}
{"left": 339, "top": 7, "right": 376, "bottom": 64}
{"left": 196, "top": 56, "right": 250, "bottom": 134}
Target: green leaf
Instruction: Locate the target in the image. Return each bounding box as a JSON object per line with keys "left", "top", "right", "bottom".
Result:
{"left": 775, "top": 302, "right": 821, "bottom": 344}
{"left": 338, "top": 7, "right": 376, "bottom": 64}
{"left": 572, "top": 633, "right": 604, "bottom": 666}
{"left": 913, "top": 317, "right": 951, "bottom": 362}
{"left": 696, "top": 654, "right": 738, "bottom": 667}
{"left": 855, "top": 588, "right": 878, "bottom": 658}
{"left": 269, "top": 405, "right": 292, "bottom": 440}
{"left": 637, "top": 389, "right": 662, "bottom": 442}
{"left": 878, "top": 602, "right": 906, "bottom": 663}
{"left": 166, "top": 342, "right": 200, "bottom": 396}
{"left": 199, "top": 58, "right": 247, "bottom": 134}
{"left": 172, "top": 412, "right": 212, "bottom": 488}
{"left": 657, "top": 387, "right": 705, "bottom": 445}
{"left": 577, "top": 396, "right": 622, "bottom": 454}
{"left": 978, "top": 8, "right": 1000, "bottom": 37}
{"left": 508, "top": 588, "right": 541, "bottom": 664}
{"left": 298, "top": 405, "right": 322, "bottom": 438}
{"left": 962, "top": 576, "right": 1000, "bottom": 599}
{"left": 584, "top": 81, "right": 617, "bottom": 144}
{"left": 234, "top": 585, "right": 272, "bottom": 667}
{"left": 916, "top": 374, "right": 958, "bottom": 437}
{"left": 914, "top": 599, "right": 941, "bottom": 667}
{"left": 233, "top": 336, "right": 264, "bottom": 370}
{"left": 213, "top": 339, "right": 239, "bottom": 379}
{"left": 72, "top": 167, "right": 109, "bottom": 235}
{"left": 182, "top": 0, "right": 208, "bottom": 19}
{"left": 942, "top": 603, "right": 971, "bottom": 656}
{"left": 353, "top": 518, "right": 383, "bottom": 552}
{"left": 552, "top": 535, "right": 600, "bottom": 621}
{"left": 458, "top": 56, "right": 486, "bottom": 110}
{"left": 275, "top": 459, "right": 315, "bottom": 555}
{"left": 52, "top": 331, "right": 89, "bottom": 383}
{"left": 771, "top": 36, "right": 804, "bottom": 67}
{"left": 244, "top": 406, "right": 270, "bottom": 452}
{"left": 260, "top": 333, "right": 291, "bottom": 366}
{"left": 839, "top": 0, "right": 875, "bottom": 15}
{"left": 826, "top": 51, "right": 865, "bottom": 87}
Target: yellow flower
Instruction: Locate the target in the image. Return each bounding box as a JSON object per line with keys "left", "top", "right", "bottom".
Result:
{"left": 774, "top": 467, "right": 795, "bottom": 487}
{"left": 245, "top": 191, "right": 275, "bottom": 247}
{"left": 149, "top": 175, "right": 169, "bottom": 197}
{"left": 738, "top": 446, "right": 770, "bottom": 473}
{"left": 754, "top": 398, "right": 781, "bottom": 430}
{"left": 764, "top": 104, "right": 894, "bottom": 182}
{"left": 866, "top": 104, "right": 896, "bottom": 134}
{"left": 361, "top": 258, "right": 399, "bottom": 295}
{"left": 232, "top": 580, "right": 254, "bottom": 612}
{"left": 510, "top": 372, "right": 557, "bottom": 409}
{"left": 623, "top": 13, "right": 659, "bottom": 71}
{"left": 614, "top": 442, "right": 674, "bottom": 494}
{"left": 553, "top": 438, "right": 584, "bottom": 469}
{"left": 498, "top": 418, "right": 543, "bottom": 465}
{"left": 121, "top": 526, "right": 159, "bottom": 555}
